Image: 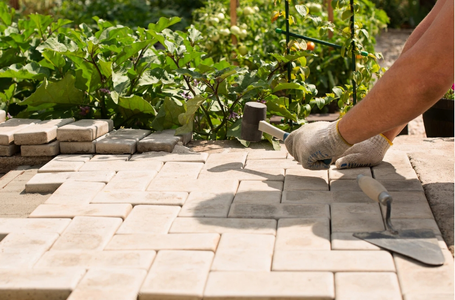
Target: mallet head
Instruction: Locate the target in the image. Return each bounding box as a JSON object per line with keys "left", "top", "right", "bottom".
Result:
{"left": 241, "top": 102, "right": 267, "bottom": 142}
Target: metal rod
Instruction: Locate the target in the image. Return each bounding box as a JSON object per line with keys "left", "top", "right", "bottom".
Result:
{"left": 385, "top": 201, "right": 398, "bottom": 235}
{"left": 350, "top": 0, "right": 357, "bottom": 105}
{"left": 275, "top": 28, "right": 342, "bottom": 49}
{"left": 285, "top": 0, "right": 292, "bottom": 111}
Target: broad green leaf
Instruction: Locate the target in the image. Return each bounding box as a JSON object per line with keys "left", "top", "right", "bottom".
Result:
{"left": 51, "top": 19, "right": 73, "bottom": 33}
{"left": 266, "top": 96, "right": 297, "bottom": 121}
{"left": 115, "top": 41, "right": 151, "bottom": 66}
{"left": 195, "top": 64, "right": 216, "bottom": 74}
{"left": 112, "top": 70, "right": 130, "bottom": 94}
{"left": 0, "top": 62, "right": 49, "bottom": 80}
{"left": 0, "top": 3, "right": 14, "bottom": 26}
{"left": 295, "top": 5, "right": 309, "bottom": 17}
{"left": 175, "top": 69, "right": 205, "bottom": 80}
{"left": 148, "top": 17, "right": 181, "bottom": 33}
{"left": 138, "top": 68, "right": 173, "bottom": 86}
{"left": 20, "top": 73, "right": 85, "bottom": 107}
{"left": 42, "top": 51, "right": 66, "bottom": 70}
{"left": 263, "top": 133, "right": 281, "bottom": 151}
{"left": 341, "top": 10, "right": 353, "bottom": 20}
{"left": 332, "top": 87, "right": 343, "bottom": 97}
{"left": 69, "top": 56, "right": 101, "bottom": 92}
{"left": 98, "top": 60, "right": 112, "bottom": 79}
{"left": 115, "top": 93, "right": 156, "bottom": 116}
{"left": 151, "top": 97, "right": 185, "bottom": 131}
{"left": 176, "top": 95, "right": 204, "bottom": 135}
{"left": 37, "top": 34, "right": 79, "bottom": 53}
{"left": 272, "top": 82, "right": 306, "bottom": 93}
{"left": 187, "top": 26, "right": 202, "bottom": 44}
{"left": 29, "top": 14, "right": 53, "bottom": 39}
{"left": 0, "top": 48, "right": 26, "bottom": 69}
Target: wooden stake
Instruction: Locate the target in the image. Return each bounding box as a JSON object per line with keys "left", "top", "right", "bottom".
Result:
{"left": 328, "top": 0, "right": 334, "bottom": 38}
{"left": 9, "top": 0, "right": 19, "bottom": 9}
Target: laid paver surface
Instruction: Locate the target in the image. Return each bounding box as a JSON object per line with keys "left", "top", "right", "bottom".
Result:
{"left": 0, "top": 140, "right": 453, "bottom": 300}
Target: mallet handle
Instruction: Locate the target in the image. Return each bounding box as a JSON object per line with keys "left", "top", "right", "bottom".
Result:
{"left": 258, "top": 121, "right": 289, "bottom": 141}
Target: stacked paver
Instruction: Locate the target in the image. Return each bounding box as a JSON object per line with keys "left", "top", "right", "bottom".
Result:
{"left": 0, "top": 118, "right": 36, "bottom": 156}
{"left": 0, "top": 148, "right": 452, "bottom": 299}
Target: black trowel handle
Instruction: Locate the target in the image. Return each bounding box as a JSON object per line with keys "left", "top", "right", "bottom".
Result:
{"left": 357, "top": 175, "right": 392, "bottom": 206}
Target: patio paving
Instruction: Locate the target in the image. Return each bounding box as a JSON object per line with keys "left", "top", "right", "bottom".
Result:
{"left": 0, "top": 138, "right": 453, "bottom": 300}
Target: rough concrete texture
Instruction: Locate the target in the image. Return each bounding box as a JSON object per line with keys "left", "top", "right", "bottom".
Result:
{"left": 0, "top": 110, "right": 5, "bottom": 123}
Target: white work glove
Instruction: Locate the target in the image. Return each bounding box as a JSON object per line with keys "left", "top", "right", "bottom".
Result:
{"left": 334, "top": 134, "right": 392, "bottom": 169}
{"left": 285, "top": 121, "right": 352, "bottom": 170}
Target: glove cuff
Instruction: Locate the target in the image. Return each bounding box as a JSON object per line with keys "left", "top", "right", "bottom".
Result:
{"left": 336, "top": 120, "right": 353, "bottom": 147}
{"left": 379, "top": 133, "right": 393, "bottom": 146}
{"left": 328, "top": 121, "right": 352, "bottom": 153}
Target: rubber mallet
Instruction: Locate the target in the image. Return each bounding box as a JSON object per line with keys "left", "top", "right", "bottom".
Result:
{"left": 240, "top": 102, "right": 289, "bottom": 142}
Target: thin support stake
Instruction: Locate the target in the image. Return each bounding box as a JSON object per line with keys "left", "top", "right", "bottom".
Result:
{"left": 350, "top": 0, "right": 357, "bottom": 105}
{"left": 285, "top": 0, "right": 292, "bottom": 111}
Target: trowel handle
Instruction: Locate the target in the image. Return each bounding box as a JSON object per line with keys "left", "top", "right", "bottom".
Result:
{"left": 357, "top": 175, "right": 392, "bottom": 205}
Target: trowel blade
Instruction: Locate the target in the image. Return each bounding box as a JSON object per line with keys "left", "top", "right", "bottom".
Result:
{"left": 354, "top": 229, "right": 445, "bottom": 266}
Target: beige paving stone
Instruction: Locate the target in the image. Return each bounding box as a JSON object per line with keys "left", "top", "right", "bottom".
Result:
{"left": 282, "top": 190, "right": 333, "bottom": 204}
{"left": 92, "top": 190, "right": 188, "bottom": 206}
{"left": 335, "top": 272, "right": 402, "bottom": 300}
{"left": 38, "top": 154, "right": 93, "bottom": 173}
{"left": 383, "top": 150, "right": 413, "bottom": 167}
{"left": 25, "top": 172, "right": 73, "bottom": 193}
{"left": 0, "top": 170, "right": 23, "bottom": 189}
{"left": 147, "top": 178, "right": 238, "bottom": 194}
{"left": 105, "top": 233, "right": 220, "bottom": 251}
{"left": 331, "top": 203, "right": 385, "bottom": 233}
{"left": 90, "top": 154, "right": 131, "bottom": 161}
{"left": 0, "top": 218, "right": 70, "bottom": 234}
{"left": 404, "top": 294, "right": 455, "bottom": 300}
{"left": 131, "top": 151, "right": 208, "bottom": 163}
{"left": 286, "top": 167, "right": 329, "bottom": 178}
{"left": 29, "top": 204, "right": 132, "bottom": 219}
{"left": 36, "top": 250, "right": 156, "bottom": 269}
{"left": 372, "top": 162, "right": 419, "bottom": 180}
{"left": 50, "top": 216, "right": 122, "bottom": 251}
{"left": 329, "top": 165, "right": 372, "bottom": 180}
{"left": 137, "top": 131, "right": 181, "bottom": 153}
{"left": 103, "top": 170, "right": 157, "bottom": 191}
{"left": 21, "top": 140, "right": 60, "bottom": 156}
{"left": 68, "top": 170, "right": 116, "bottom": 183}
{"left": 170, "top": 217, "right": 276, "bottom": 235}
{"left": 211, "top": 233, "right": 275, "bottom": 271}
{"left": 245, "top": 158, "right": 301, "bottom": 169}
{"left": 106, "top": 128, "right": 151, "bottom": 140}
{"left": 276, "top": 218, "right": 331, "bottom": 251}
{"left": 67, "top": 268, "right": 146, "bottom": 300}
{"left": 0, "top": 268, "right": 86, "bottom": 300}
{"left": 284, "top": 174, "right": 329, "bottom": 191}
{"left": 394, "top": 250, "right": 454, "bottom": 296}
{"left": 332, "top": 190, "right": 428, "bottom": 203}
{"left": 139, "top": 250, "right": 213, "bottom": 300}
{"left": 14, "top": 118, "right": 75, "bottom": 145}
{"left": 44, "top": 181, "right": 105, "bottom": 205}
{"left": 57, "top": 119, "right": 113, "bottom": 142}
{"left": 179, "top": 192, "right": 234, "bottom": 217}
{"left": 246, "top": 149, "right": 288, "bottom": 160}
{"left": 156, "top": 162, "right": 203, "bottom": 179}
{"left": 0, "top": 232, "right": 59, "bottom": 267}
{"left": 330, "top": 179, "right": 363, "bottom": 192}
{"left": 234, "top": 190, "right": 282, "bottom": 204}
{"left": 0, "top": 143, "right": 20, "bottom": 156}
{"left": 273, "top": 250, "right": 395, "bottom": 271}
{"left": 116, "top": 205, "right": 180, "bottom": 234}
{"left": 383, "top": 200, "right": 434, "bottom": 219}
{"left": 79, "top": 160, "right": 163, "bottom": 172}
{"left": 390, "top": 218, "right": 441, "bottom": 235}
{"left": 0, "top": 118, "right": 36, "bottom": 145}
{"left": 378, "top": 179, "right": 424, "bottom": 191}
{"left": 204, "top": 271, "right": 334, "bottom": 299}
{"left": 96, "top": 129, "right": 151, "bottom": 154}
{"left": 229, "top": 203, "right": 330, "bottom": 219}
{"left": 237, "top": 180, "right": 283, "bottom": 192}
{"left": 205, "top": 152, "right": 248, "bottom": 169}
{"left": 59, "top": 140, "right": 97, "bottom": 154}
{"left": 198, "top": 168, "right": 284, "bottom": 181}
{"left": 0, "top": 110, "right": 5, "bottom": 123}
{"left": 331, "top": 232, "right": 382, "bottom": 250}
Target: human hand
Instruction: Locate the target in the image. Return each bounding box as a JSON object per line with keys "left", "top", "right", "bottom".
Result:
{"left": 334, "top": 134, "right": 392, "bottom": 169}
{"left": 285, "top": 121, "right": 352, "bottom": 170}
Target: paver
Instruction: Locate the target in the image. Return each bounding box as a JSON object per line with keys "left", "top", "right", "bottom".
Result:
{"left": 383, "top": 200, "right": 434, "bottom": 219}
{"left": 229, "top": 203, "right": 330, "bottom": 219}
{"left": 273, "top": 250, "right": 395, "bottom": 271}
{"left": 331, "top": 203, "right": 385, "bottom": 233}
{"left": 204, "top": 271, "right": 334, "bottom": 299}
{"left": 103, "top": 170, "right": 157, "bottom": 191}
{"left": 59, "top": 135, "right": 105, "bottom": 154}
{"left": 96, "top": 129, "right": 151, "bottom": 154}
{"left": 68, "top": 269, "right": 147, "bottom": 300}
{"left": 116, "top": 205, "right": 180, "bottom": 234}
{"left": 57, "top": 119, "right": 113, "bottom": 142}
{"left": 79, "top": 160, "right": 163, "bottom": 172}
{"left": 372, "top": 162, "right": 419, "bottom": 180}
{"left": 92, "top": 190, "right": 188, "bottom": 206}
{"left": 383, "top": 150, "right": 413, "bottom": 167}
{"left": 21, "top": 140, "right": 60, "bottom": 156}
{"left": 378, "top": 179, "right": 425, "bottom": 191}
{"left": 394, "top": 250, "right": 454, "bottom": 297}
{"left": 390, "top": 218, "right": 441, "bottom": 235}
{"left": 90, "top": 154, "right": 131, "bottom": 161}
{"left": 139, "top": 250, "right": 213, "bottom": 300}
{"left": 29, "top": 204, "right": 132, "bottom": 219}
{"left": 14, "top": 118, "right": 75, "bottom": 145}
{"left": 147, "top": 178, "right": 238, "bottom": 194}
{"left": 245, "top": 158, "right": 301, "bottom": 169}
{"left": 131, "top": 151, "right": 208, "bottom": 163}
{"left": 233, "top": 190, "right": 282, "bottom": 204}
{"left": 403, "top": 295, "right": 455, "bottom": 300}
{"left": 329, "top": 166, "right": 372, "bottom": 180}
{"left": 44, "top": 181, "right": 105, "bottom": 205}
{"left": 105, "top": 233, "right": 220, "bottom": 251}
{"left": 275, "top": 218, "right": 331, "bottom": 251}
{"left": 282, "top": 190, "right": 333, "bottom": 204}
{"left": 237, "top": 180, "right": 283, "bottom": 192}
{"left": 246, "top": 149, "right": 288, "bottom": 160}
{"left": 68, "top": 170, "right": 116, "bottom": 183}
{"left": 0, "top": 110, "right": 5, "bottom": 123}
{"left": 137, "top": 130, "right": 181, "bottom": 153}
{"left": 335, "top": 272, "right": 402, "bottom": 300}
{"left": 50, "top": 217, "right": 122, "bottom": 251}
{"left": 170, "top": 217, "right": 276, "bottom": 235}
{"left": 284, "top": 168, "right": 329, "bottom": 191}
{"left": 211, "top": 233, "right": 275, "bottom": 271}
{"left": 331, "top": 232, "right": 381, "bottom": 250}
{"left": 0, "top": 268, "right": 86, "bottom": 300}
{"left": 0, "top": 143, "right": 20, "bottom": 156}
{"left": 332, "top": 190, "right": 428, "bottom": 203}
{"left": 179, "top": 192, "right": 234, "bottom": 217}
{"left": 25, "top": 172, "right": 73, "bottom": 193}
{"left": 38, "top": 154, "right": 93, "bottom": 173}
{"left": 0, "top": 232, "right": 59, "bottom": 267}
{"left": 0, "top": 118, "right": 36, "bottom": 145}
{"left": 36, "top": 250, "right": 156, "bottom": 269}
{"left": 156, "top": 162, "right": 203, "bottom": 179}
{"left": 204, "top": 152, "right": 248, "bottom": 170}
{"left": 0, "top": 218, "right": 70, "bottom": 234}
